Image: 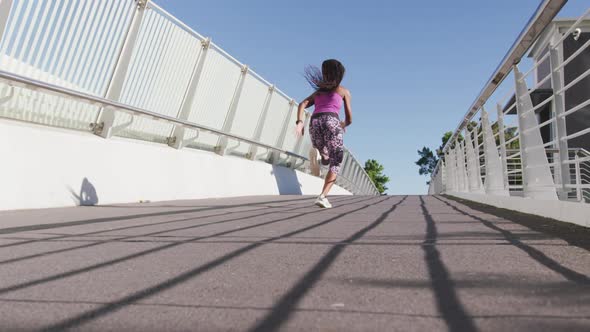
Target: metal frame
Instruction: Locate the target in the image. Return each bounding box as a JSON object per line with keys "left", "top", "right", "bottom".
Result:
{"left": 169, "top": 37, "right": 210, "bottom": 149}
{"left": 430, "top": 4, "right": 590, "bottom": 204}
{"left": 0, "top": 0, "right": 380, "bottom": 196}
{"left": 94, "top": 0, "right": 150, "bottom": 138}
{"left": 0, "top": 69, "right": 306, "bottom": 160}
{"left": 440, "top": 0, "right": 567, "bottom": 156}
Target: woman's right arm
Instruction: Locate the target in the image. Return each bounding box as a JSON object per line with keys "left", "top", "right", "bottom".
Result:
{"left": 297, "top": 92, "right": 315, "bottom": 123}
{"left": 343, "top": 88, "right": 352, "bottom": 127}
{"left": 295, "top": 92, "right": 315, "bottom": 137}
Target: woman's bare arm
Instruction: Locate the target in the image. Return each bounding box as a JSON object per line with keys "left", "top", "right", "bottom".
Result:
{"left": 342, "top": 88, "right": 352, "bottom": 126}
{"left": 297, "top": 92, "right": 316, "bottom": 123}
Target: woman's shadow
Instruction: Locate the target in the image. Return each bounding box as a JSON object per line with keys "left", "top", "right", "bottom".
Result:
{"left": 69, "top": 177, "right": 99, "bottom": 206}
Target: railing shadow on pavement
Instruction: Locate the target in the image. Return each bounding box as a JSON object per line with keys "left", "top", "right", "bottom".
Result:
{"left": 28, "top": 196, "right": 386, "bottom": 332}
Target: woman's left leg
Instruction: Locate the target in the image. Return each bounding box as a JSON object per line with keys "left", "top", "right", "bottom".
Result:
{"left": 320, "top": 117, "right": 344, "bottom": 197}
{"left": 320, "top": 171, "right": 338, "bottom": 197}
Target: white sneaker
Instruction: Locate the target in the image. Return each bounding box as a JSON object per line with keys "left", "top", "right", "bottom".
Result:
{"left": 315, "top": 195, "right": 332, "bottom": 208}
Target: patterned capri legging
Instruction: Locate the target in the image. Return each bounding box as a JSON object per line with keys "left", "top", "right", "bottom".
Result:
{"left": 309, "top": 113, "right": 344, "bottom": 174}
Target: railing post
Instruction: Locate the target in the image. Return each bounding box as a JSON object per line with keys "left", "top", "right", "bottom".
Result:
{"left": 456, "top": 140, "right": 469, "bottom": 192}
{"left": 431, "top": 165, "right": 442, "bottom": 195}
{"left": 347, "top": 163, "right": 355, "bottom": 191}
{"left": 248, "top": 85, "right": 274, "bottom": 160}
{"left": 445, "top": 148, "right": 457, "bottom": 192}
{"left": 347, "top": 155, "right": 355, "bottom": 185}
{"left": 549, "top": 42, "right": 571, "bottom": 199}
{"left": 462, "top": 140, "right": 470, "bottom": 192}
{"left": 93, "top": 0, "right": 149, "bottom": 138}
{"left": 289, "top": 112, "right": 310, "bottom": 168}
{"left": 465, "top": 128, "right": 484, "bottom": 193}
{"left": 344, "top": 162, "right": 352, "bottom": 192}
{"left": 348, "top": 155, "right": 357, "bottom": 189}
{"left": 452, "top": 147, "right": 459, "bottom": 192}
{"left": 270, "top": 99, "right": 296, "bottom": 164}
{"left": 454, "top": 144, "right": 462, "bottom": 192}
{"left": 168, "top": 37, "right": 211, "bottom": 149}
{"left": 481, "top": 108, "right": 510, "bottom": 196}
{"left": 496, "top": 103, "right": 509, "bottom": 189}
{"left": 453, "top": 145, "right": 462, "bottom": 192}
{"left": 352, "top": 164, "right": 361, "bottom": 193}
{"left": 473, "top": 126, "right": 483, "bottom": 185}
{"left": 216, "top": 64, "right": 248, "bottom": 155}
{"left": 513, "top": 65, "right": 557, "bottom": 200}
{"left": 574, "top": 154, "right": 582, "bottom": 201}
{"left": 432, "top": 167, "right": 439, "bottom": 194}
{"left": 445, "top": 150, "right": 453, "bottom": 192}
{"left": 438, "top": 160, "right": 448, "bottom": 194}
{"left": 358, "top": 177, "right": 364, "bottom": 195}
{"left": 0, "top": 0, "right": 13, "bottom": 43}
{"left": 340, "top": 151, "right": 350, "bottom": 179}
{"left": 345, "top": 153, "right": 354, "bottom": 180}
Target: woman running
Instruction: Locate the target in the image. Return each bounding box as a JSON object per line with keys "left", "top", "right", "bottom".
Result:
{"left": 295, "top": 59, "right": 352, "bottom": 208}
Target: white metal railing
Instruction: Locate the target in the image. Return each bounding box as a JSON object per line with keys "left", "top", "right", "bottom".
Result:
{"left": 429, "top": 1, "right": 590, "bottom": 204}
{"left": 0, "top": 0, "right": 379, "bottom": 195}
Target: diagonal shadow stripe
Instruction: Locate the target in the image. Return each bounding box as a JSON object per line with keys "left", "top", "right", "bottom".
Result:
{"left": 3, "top": 238, "right": 559, "bottom": 247}
{"left": 3, "top": 297, "right": 590, "bottom": 321}
{"left": 0, "top": 196, "right": 376, "bottom": 297}
{"left": 0, "top": 208, "right": 266, "bottom": 255}
{"left": 248, "top": 196, "right": 407, "bottom": 332}
{"left": 0, "top": 195, "right": 359, "bottom": 250}
{"left": 434, "top": 196, "right": 590, "bottom": 285}
{"left": 0, "top": 206, "right": 267, "bottom": 249}
{"left": 441, "top": 195, "right": 590, "bottom": 251}
{"left": 0, "top": 196, "right": 321, "bottom": 235}
{"left": 0, "top": 198, "right": 336, "bottom": 266}
{"left": 39, "top": 196, "right": 391, "bottom": 332}
{"left": 420, "top": 196, "right": 478, "bottom": 332}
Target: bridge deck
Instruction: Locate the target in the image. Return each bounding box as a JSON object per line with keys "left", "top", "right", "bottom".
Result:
{"left": 0, "top": 195, "right": 589, "bottom": 331}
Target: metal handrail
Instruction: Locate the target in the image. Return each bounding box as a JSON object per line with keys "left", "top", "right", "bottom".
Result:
{"left": 439, "top": 0, "right": 567, "bottom": 158}
{"left": 0, "top": 69, "right": 307, "bottom": 161}
{"left": 345, "top": 147, "right": 376, "bottom": 192}
{"left": 0, "top": 0, "right": 380, "bottom": 196}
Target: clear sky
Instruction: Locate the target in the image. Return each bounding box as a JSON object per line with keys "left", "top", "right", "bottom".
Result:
{"left": 155, "top": 0, "right": 588, "bottom": 194}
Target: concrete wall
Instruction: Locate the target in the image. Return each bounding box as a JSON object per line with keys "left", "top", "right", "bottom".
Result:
{"left": 0, "top": 119, "right": 351, "bottom": 211}
{"left": 447, "top": 192, "right": 590, "bottom": 228}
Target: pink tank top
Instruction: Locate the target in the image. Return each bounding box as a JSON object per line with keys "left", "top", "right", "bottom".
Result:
{"left": 313, "top": 91, "right": 343, "bottom": 115}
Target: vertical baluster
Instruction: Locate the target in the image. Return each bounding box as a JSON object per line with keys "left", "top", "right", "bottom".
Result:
{"left": 513, "top": 65, "right": 557, "bottom": 200}
{"left": 216, "top": 64, "right": 248, "bottom": 155}
{"left": 94, "top": 0, "right": 150, "bottom": 138}
{"left": 549, "top": 41, "right": 571, "bottom": 199}
{"left": 248, "top": 85, "right": 274, "bottom": 160}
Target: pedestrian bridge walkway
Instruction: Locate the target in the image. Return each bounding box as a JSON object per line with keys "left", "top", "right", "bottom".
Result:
{"left": 1, "top": 1, "right": 590, "bottom": 330}
{"left": 1, "top": 195, "right": 589, "bottom": 331}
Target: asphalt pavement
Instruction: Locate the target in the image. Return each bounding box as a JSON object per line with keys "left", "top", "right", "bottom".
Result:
{"left": 0, "top": 195, "right": 588, "bottom": 331}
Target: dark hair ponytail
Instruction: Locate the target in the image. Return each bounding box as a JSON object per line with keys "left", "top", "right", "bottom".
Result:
{"left": 304, "top": 59, "right": 345, "bottom": 92}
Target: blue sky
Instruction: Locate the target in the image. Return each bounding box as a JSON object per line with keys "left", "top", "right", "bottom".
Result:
{"left": 156, "top": 0, "right": 588, "bottom": 194}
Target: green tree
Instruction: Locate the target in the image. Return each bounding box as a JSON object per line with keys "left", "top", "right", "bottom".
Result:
{"left": 415, "top": 130, "right": 455, "bottom": 181}
{"left": 364, "top": 159, "right": 390, "bottom": 194}
{"left": 416, "top": 147, "right": 438, "bottom": 176}
{"left": 436, "top": 131, "right": 455, "bottom": 157}
{"left": 491, "top": 123, "right": 520, "bottom": 149}
{"left": 415, "top": 122, "right": 479, "bottom": 182}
